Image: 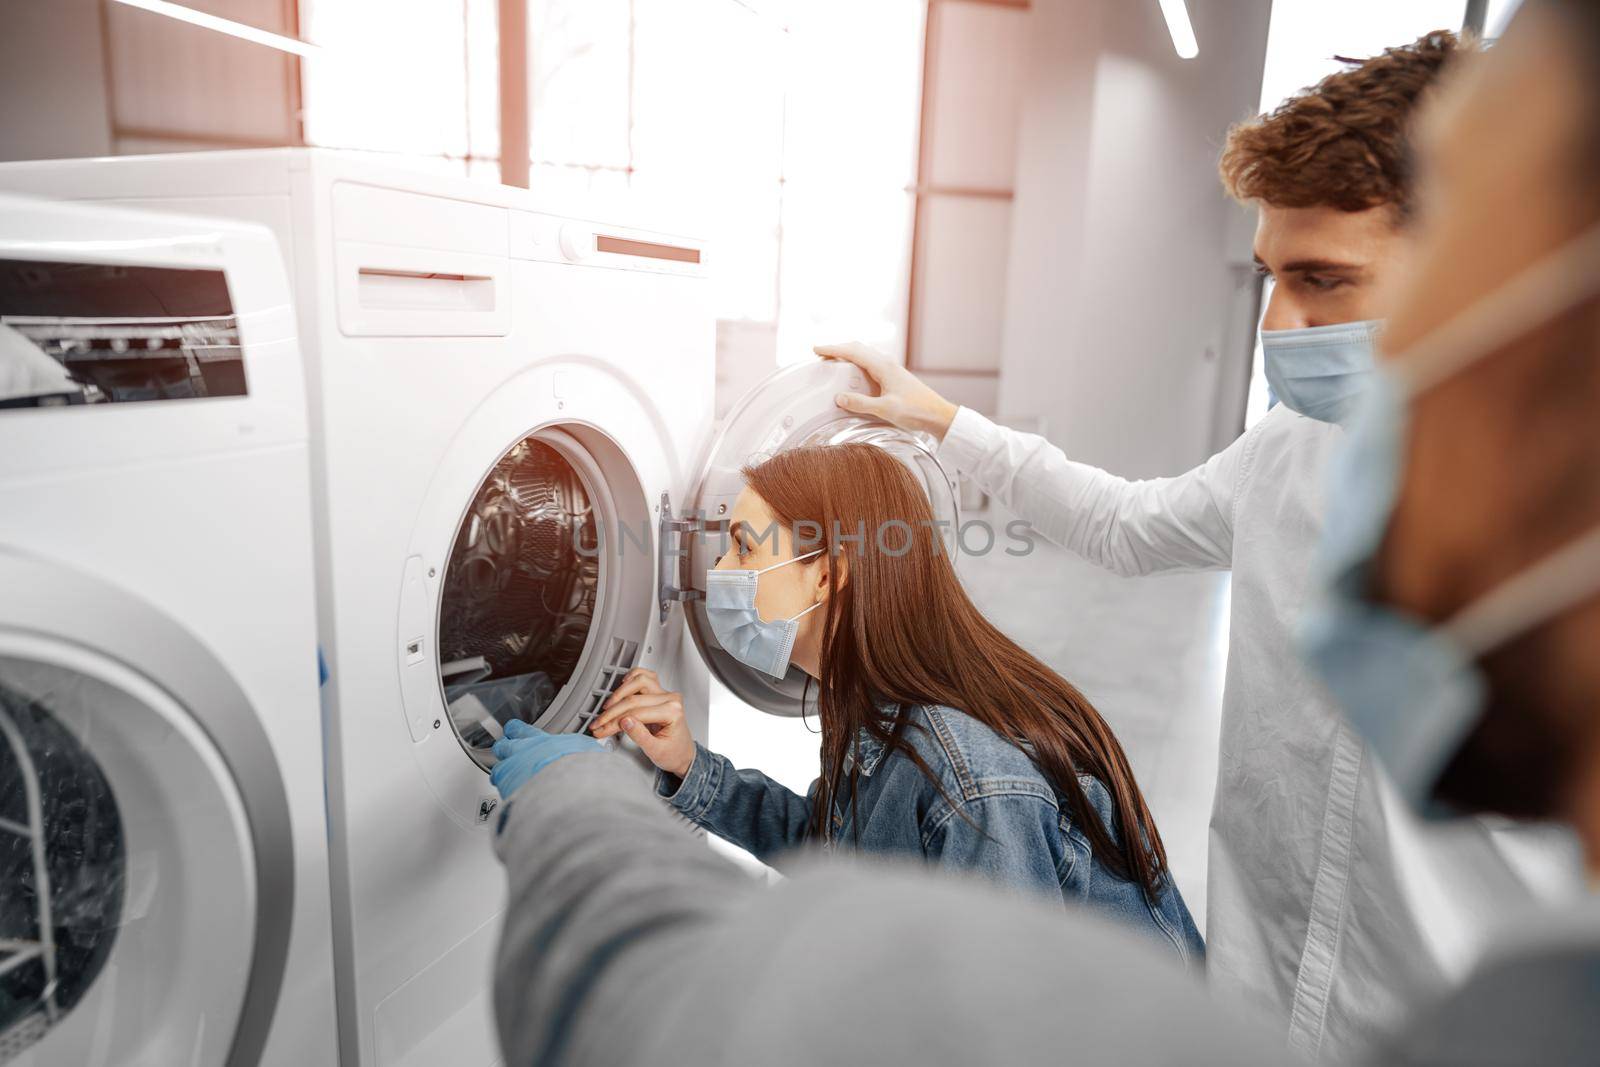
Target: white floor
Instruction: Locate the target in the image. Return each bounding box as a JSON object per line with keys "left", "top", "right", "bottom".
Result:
{"left": 708, "top": 502, "right": 1231, "bottom": 929}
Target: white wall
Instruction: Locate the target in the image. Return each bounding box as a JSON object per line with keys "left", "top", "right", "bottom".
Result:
{"left": 0, "top": 0, "right": 113, "bottom": 162}
{"left": 998, "top": 0, "right": 1271, "bottom": 478}
{"left": 1, "top": 0, "right": 300, "bottom": 162}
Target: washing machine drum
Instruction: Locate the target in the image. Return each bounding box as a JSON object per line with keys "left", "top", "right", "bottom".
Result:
{"left": 0, "top": 682, "right": 124, "bottom": 1060}
{"left": 438, "top": 438, "right": 600, "bottom": 749}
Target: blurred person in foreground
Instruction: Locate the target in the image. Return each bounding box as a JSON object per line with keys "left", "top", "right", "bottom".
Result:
{"left": 483, "top": 4, "right": 1600, "bottom": 1065}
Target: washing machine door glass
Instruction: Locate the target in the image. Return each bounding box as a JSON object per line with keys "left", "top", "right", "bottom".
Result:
{"left": 435, "top": 427, "right": 651, "bottom": 768}
{"left": 678, "top": 360, "right": 961, "bottom": 716}
{"left": 0, "top": 677, "right": 121, "bottom": 1061}
{"left": 0, "top": 651, "right": 256, "bottom": 1066}
{"left": 0, "top": 258, "right": 245, "bottom": 408}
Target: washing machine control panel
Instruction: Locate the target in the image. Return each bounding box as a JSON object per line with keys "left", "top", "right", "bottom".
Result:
{"left": 510, "top": 210, "right": 704, "bottom": 277}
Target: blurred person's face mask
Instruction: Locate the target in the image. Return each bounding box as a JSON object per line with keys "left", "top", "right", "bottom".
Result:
{"left": 1260, "top": 320, "right": 1381, "bottom": 425}
{"left": 1300, "top": 222, "right": 1600, "bottom": 819}
{"left": 705, "top": 548, "right": 823, "bottom": 679}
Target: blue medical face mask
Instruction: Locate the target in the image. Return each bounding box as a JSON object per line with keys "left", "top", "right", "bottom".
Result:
{"left": 1300, "top": 223, "right": 1600, "bottom": 818}
{"left": 1259, "top": 319, "right": 1381, "bottom": 425}
{"left": 705, "top": 548, "right": 824, "bottom": 679}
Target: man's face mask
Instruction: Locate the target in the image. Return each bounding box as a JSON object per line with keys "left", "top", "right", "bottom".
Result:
{"left": 1259, "top": 319, "right": 1381, "bottom": 425}
{"left": 1299, "top": 221, "right": 1600, "bottom": 820}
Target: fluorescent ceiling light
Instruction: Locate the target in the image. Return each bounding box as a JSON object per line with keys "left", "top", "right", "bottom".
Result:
{"left": 1158, "top": 0, "right": 1199, "bottom": 59}
{"left": 111, "top": 0, "right": 318, "bottom": 57}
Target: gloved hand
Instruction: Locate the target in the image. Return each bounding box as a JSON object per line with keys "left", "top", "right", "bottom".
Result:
{"left": 489, "top": 719, "right": 605, "bottom": 800}
{"left": 814, "top": 341, "right": 960, "bottom": 441}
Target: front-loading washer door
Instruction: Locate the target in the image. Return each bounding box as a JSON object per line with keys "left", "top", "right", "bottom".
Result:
{"left": 418, "top": 421, "right": 654, "bottom": 772}
{"left": 676, "top": 360, "right": 961, "bottom": 716}
{"left": 395, "top": 360, "right": 671, "bottom": 831}
{"left": 0, "top": 646, "right": 256, "bottom": 1067}
{"left": 0, "top": 554, "right": 295, "bottom": 1067}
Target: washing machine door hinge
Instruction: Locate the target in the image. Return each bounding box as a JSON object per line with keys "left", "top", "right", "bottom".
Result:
{"left": 658, "top": 492, "right": 704, "bottom": 621}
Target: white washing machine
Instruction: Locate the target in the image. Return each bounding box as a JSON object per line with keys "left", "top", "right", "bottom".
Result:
{"left": 0, "top": 195, "right": 337, "bottom": 1064}
{"left": 0, "top": 150, "right": 960, "bottom": 1067}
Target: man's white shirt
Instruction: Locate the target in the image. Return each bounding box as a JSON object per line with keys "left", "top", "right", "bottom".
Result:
{"left": 938, "top": 403, "right": 1574, "bottom": 1060}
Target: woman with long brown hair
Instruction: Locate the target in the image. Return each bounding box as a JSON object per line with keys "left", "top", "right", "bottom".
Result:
{"left": 587, "top": 443, "right": 1202, "bottom": 960}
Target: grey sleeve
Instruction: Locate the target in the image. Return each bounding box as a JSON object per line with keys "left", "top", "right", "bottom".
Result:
{"left": 1376, "top": 939, "right": 1600, "bottom": 1067}
{"left": 491, "top": 752, "right": 753, "bottom": 1067}
{"left": 491, "top": 750, "right": 1291, "bottom": 1067}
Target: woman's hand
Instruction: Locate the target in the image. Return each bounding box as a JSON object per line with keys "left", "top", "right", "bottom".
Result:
{"left": 589, "top": 668, "right": 696, "bottom": 779}
{"left": 815, "top": 341, "right": 960, "bottom": 441}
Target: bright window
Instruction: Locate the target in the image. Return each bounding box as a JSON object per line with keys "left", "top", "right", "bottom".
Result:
{"left": 1256, "top": 0, "right": 1467, "bottom": 117}
{"left": 1483, "top": 0, "right": 1525, "bottom": 39}
{"left": 299, "top": 0, "right": 923, "bottom": 406}
{"left": 300, "top": 0, "right": 499, "bottom": 175}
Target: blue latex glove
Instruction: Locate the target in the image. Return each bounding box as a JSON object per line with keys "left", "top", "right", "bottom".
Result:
{"left": 489, "top": 719, "right": 605, "bottom": 800}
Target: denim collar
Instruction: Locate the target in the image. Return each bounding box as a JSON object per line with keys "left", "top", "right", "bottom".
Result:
{"left": 852, "top": 733, "right": 888, "bottom": 777}
{"left": 847, "top": 703, "right": 906, "bottom": 778}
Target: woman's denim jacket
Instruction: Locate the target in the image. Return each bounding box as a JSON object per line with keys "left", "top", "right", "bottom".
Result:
{"left": 656, "top": 703, "right": 1204, "bottom": 964}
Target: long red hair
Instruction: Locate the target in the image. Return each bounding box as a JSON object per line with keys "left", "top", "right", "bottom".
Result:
{"left": 743, "top": 443, "right": 1169, "bottom": 894}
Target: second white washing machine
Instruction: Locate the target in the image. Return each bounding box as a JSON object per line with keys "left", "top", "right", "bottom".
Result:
{"left": 0, "top": 194, "right": 336, "bottom": 1066}
{"left": 0, "top": 149, "right": 961, "bottom": 1067}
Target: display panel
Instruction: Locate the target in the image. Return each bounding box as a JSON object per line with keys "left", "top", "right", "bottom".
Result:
{"left": 0, "top": 682, "right": 125, "bottom": 1061}
{"left": 0, "top": 258, "right": 244, "bottom": 409}
{"left": 438, "top": 436, "right": 601, "bottom": 767}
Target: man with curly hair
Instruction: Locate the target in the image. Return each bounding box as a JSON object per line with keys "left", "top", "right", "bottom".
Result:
{"left": 819, "top": 30, "right": 1566, "bottom": 1059}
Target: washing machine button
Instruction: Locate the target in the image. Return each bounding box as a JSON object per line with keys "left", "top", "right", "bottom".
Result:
{"left": 558, "top": 223, "right": 595, "bottom": 263}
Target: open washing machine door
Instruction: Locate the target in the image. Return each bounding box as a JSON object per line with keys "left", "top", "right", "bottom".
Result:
{"left": 0, "top": 554, "right": 293, "bottom": 1067}
{"left": 666, "top": 360, "right": 962, "bottom": 716}
{"left": 395, "top": 358, "right": 676, "bottom": 830}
